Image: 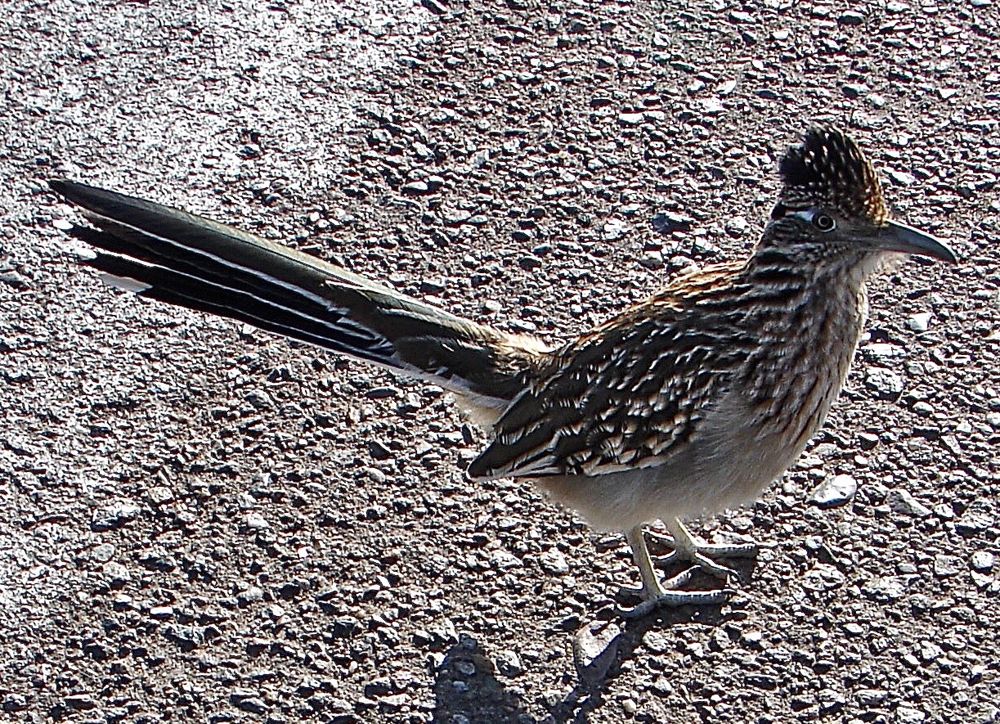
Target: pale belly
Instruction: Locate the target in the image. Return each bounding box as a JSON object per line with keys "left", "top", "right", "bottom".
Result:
{"left": 536, "top": 312, "right": 863, "bottom": 530}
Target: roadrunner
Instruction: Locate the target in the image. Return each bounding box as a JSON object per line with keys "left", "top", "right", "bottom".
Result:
{"left": 49, "top": 127, "right": 955, "bottom": 615}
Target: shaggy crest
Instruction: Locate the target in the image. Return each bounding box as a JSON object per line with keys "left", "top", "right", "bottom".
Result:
{"left": 779, "top": 127, "right": 888, "bottom": 224}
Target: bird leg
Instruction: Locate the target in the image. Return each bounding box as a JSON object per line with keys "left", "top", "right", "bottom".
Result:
{"left": 619, "top": 525, "right": 732, "bottom": 617}
{"left": 645, "top": 517, "right": 758, "bottom": 582}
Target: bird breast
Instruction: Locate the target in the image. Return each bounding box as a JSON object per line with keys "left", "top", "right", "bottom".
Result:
{"left": 538, "top": 270, "right": 871, "bottom": 531}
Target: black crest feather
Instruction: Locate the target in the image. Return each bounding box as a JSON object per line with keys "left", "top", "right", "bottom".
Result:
{"left": 779, "top": 127, "right": 887, "bottom": 223}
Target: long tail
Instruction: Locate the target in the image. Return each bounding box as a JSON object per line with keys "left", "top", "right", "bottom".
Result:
{"left": 49, "top": 180, "right": 546, "bottom": 408}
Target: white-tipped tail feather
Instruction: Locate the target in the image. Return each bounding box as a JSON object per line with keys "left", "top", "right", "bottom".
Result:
{"left": 49, "top": 179, "right": 548, "bottom": 408}
{"left": 98, "top": 272, "right": 153, "bottom": 293}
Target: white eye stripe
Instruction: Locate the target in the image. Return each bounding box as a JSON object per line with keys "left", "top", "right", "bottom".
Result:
{"left": 790, "top": 208, "right": 836, "bottom": 231}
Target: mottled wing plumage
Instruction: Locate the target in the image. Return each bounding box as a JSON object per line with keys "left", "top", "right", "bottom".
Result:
{"left": 469, "top": 267, "right": 751, "bottom": 480}
{"left": 779, "top": 127, "right": 887, "bottom": 223}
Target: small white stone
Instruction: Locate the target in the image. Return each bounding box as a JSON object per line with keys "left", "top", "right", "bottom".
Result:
{"left": 539, "top": 549, "right": 570, "bottom": 575}
{"left": 809, "top": 474, "right": 857, "bottom": 508}
{"left": 907, "top": 312, "right": 932, "bottom": 332}
{"left": 244, "top": 513, "right": 270, "bottom": 530}
{"left": 970, "top": 551, "right": 995, "bottom": 572}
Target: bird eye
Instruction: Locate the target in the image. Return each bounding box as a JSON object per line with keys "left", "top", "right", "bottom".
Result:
{"left": 813, "top": 213, "right": 836, "bottom": 231}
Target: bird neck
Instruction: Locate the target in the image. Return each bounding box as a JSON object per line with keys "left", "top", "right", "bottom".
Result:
{"left": 731, "top": 244, "right": 891, "bottom": 405}
{"left": 742, "top": 244, "right": 889, "bottom": 300}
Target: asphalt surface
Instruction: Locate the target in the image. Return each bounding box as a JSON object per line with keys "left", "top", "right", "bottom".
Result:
{"left": 2, "top": 0, "right": 999, "bottom": 722}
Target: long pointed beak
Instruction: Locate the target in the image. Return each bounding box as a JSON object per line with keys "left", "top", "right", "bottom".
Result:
{"left": 872, "top": 220, "right": 957, "bottom": 263}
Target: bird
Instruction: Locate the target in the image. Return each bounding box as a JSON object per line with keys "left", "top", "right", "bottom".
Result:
{"left": 47, "top": 127, "right": 956, "bottom": 616}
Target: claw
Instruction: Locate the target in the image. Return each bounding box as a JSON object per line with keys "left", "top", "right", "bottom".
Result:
{"left": 620, "top": 586, "right": 733, "bottom": 619}
{"left": 646, "top": 521, "right": 757, "bottom": 582}
{"left": 648, "top": 530, "right": 759, "bottom": 559}
{"left": 619, "top": 519, "right": 758, "bottom": 617}
{"left": 618, "top": 564, "right": 733, "bottom": 617}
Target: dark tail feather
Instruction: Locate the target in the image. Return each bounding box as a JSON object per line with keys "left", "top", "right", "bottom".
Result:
{"left": 49, "top": 180, "right": 540, "bottom": 401}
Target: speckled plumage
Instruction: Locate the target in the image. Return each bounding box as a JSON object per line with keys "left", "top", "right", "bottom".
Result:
{"left": 469, "top": 128, "right": 889, "bottom": 494}
{"left": 49, "top": 126, "right": 955, "bottom": 611}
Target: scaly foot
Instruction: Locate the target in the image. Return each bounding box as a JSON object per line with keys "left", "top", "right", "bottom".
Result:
{"left": 617, "top": 565, "right": 733, "bottom": 618}
{"left": 646, "top": 519, "right": 758, "bottom": 582}
{"left": 618, "top": 526, "right": 734, "bottom": 617}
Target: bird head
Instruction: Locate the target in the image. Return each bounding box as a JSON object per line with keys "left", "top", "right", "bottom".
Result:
{"left": 761, "top": 127, "right": 956, "bottom": 265}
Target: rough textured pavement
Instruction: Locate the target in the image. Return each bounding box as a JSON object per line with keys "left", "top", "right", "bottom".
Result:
{"left": 2, "top": 0, "right": 999, "bottom": 721}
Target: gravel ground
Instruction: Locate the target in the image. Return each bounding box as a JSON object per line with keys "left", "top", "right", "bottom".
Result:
{"left": 3, "top": 0, "right": 999, "bottom": 722}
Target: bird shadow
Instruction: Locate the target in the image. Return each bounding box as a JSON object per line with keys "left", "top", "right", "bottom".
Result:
{"left": 548, "top": 597, "right": 736, "bottom": 723}
{"left": 431, "top": 581, "right": 748, "bottom": 723}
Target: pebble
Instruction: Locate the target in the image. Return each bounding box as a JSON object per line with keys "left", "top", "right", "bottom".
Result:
{"left": 602, "top": 219, "right": 629, "bottom": 241}
{"left": 419, "top": 279, "right": 446, "bottom": 295}
{"left": 864, "top": 576, "right": 906, "bottom": 602}
{"left": 724, "top": 215, "right": 751, "bottom": 237}
{"left": 538, "top": 548, "right": 570, "bottom": 575}
{"left": 150, "top": 605, "right": 174, "bottom": 619}
{"left": 102, "top": 562, "right": 131, "bottom": 587}
{"left": 64, "top": 694, "right": 96, "bottom": 711}
{"left": 402, "top": 180, "right": 430, "bottom": 194}
{"left": 91, "top": 543, "right": 116, "bottom": 563}
{"left": 0, "top": 271, "right": 29, "bottom": 288}
{"left": 917, "top": 640, "right": 943, "bottom": 662}
{"left": 639, "top": 250, "right": 664, "bottom": 270}
{"left": 809, "top": 474, "right": 857, "bottom": 508}
{"left": 237, "top": 586, "right": 265, "bottom": 606}
{"left": 858, "top": 432, "right": 880, "bottom": 449}
{"left": 489, "top": 550, "right": 520, "bottom": 569}
{"left": 231, "top": 693, "right": 267, "bottom": 714}
{"left": 896, "top": 706, "right": 926, "bottom": 724}
{"left": 956, "top": 512, "right": 990, "bottom": 535}
{"left": 889, "top": 169, "right": 917, "bottom": 186}
{"left": 91, "top": 501, "right": 142, "bottom": 531}
{"left": 933, "top": 503, "right": 954, "bottom": 520}
{"left": 494, "top": 649, "right": 523, "bottom": 677}
{"left": 642, "top": 630, "right": 672, "bottom": 654}
{"left": 454, "top": 659, "right": 476, "bottom": 677}
{"left": 862, "top": 343, "right": 906, "bottom": 362}
{"left": 818, "top": 688, "right": 846, "bottom": 713}
{"left": 700, "top": 97, "right": 725, "bottom": 115}
{"left": 801, "top": 563, "right": 846, "bottom": 592}
{"left": 652, "top": 212, "right": 693, "bottom": 233}
{"left": 856, "top": 689, "right": 887, "bottom": 707}
{"left": 864, "top": 368, "right": 904, "bottom": 399}
{"left": 148, "top": 486, "right": 174, "bottom": 505}
{"left": 887, "top": 489, "right": 932, "bottom": 517}
{"left": 2, "top": 694, "right": 27, "bottom": 712}
{"left": 933, "top": 555, "right": 961, "bottom": 578}
{"left": 244, "top": 513, "right": 270, "bottom": 530}
{"left": 244, "top": 389, "right": 274, "bottom": 410}
{"left": 970, "top": 551, "right": 994, "bottom": 572}
{"left": 573, "top": 621, "right": 621, "bottom": 682}
{"left": 907, "top": 312, "right": 932, "bottom": 332}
